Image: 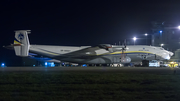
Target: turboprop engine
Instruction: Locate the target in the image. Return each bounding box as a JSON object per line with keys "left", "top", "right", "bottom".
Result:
{"left": 98, "top": 44, "right": 127, "bottom": 53}
{"left": 120, "top": 56, "right": 131, "bottom": 63}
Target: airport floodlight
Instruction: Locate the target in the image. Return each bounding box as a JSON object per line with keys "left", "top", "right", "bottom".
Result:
{"left": 144, "top": 33, "right": 148, "bottom": 45}
{"left": 178, "top": 26, "right": 180, "bottom": 29}
{"left": 160, "top": 44, "right": 164, "bottom": 47}
{"left": 133, "top": 37, "right": 137, "bottom": 41}
{"left": 133, "top": 37, "right": 137, "bottom": 45}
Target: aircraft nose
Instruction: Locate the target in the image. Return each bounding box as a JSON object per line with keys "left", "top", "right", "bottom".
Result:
{"left": 164, "top": 51, "right": 173, "bottom": 60}
{"left": 158, "top": 51, "right": 173, "bottom": 60}
{"left": 168, "top": 51, "right": 173, "bottom": 56}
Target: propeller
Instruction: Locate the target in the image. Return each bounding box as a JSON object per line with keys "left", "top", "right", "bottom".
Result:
{"left": 98, "top": 44, "right": 113, "bottom": 52}
{"left": 124, "top": 39, "right": 126, "bottom": 48}
{"left": 121, "top": 39, "right": 127, "bottom": 51}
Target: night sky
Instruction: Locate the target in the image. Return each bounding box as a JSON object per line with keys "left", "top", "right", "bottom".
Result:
{"left": 1, "top": 0, "right": 180, "bottom": 65}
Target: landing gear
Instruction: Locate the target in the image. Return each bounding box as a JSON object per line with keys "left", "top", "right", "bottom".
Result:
{"left": 110, "top": 64, "right": 122, "bottom": 67}
{"left": 142, "top": 60, "right": 149, "bottom": 67}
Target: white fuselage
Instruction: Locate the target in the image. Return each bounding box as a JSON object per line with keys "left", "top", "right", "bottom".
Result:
{"left": 29, "top": 45, "right": 173, "bottom": 64}
{"left": 9, "top": 30, "right": 174, "bottom": 64}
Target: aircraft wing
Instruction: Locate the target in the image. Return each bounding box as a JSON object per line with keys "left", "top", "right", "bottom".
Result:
{"left": 59, "top": 46, "right": 103, "bottom": 58}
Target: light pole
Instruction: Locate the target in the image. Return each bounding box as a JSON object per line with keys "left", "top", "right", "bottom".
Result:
{"left": 144, "top": 33, "right": 148, "bottom": 45}
{"left": 133, "top": 37, "right": 137, "bottom": 45}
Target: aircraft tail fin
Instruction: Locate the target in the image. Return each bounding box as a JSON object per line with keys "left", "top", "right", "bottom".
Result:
{"left": 14, "top": 30, "right": 31, "bottom": 57}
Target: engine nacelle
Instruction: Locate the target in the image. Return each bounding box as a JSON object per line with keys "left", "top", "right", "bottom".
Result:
{"left": 98, "top": 44, "right": 127, "bottom": 53}
{"left": 98, "top": 44, "right": 112, "bottom": 49}
{"left": 120, "top": 56, "right": 131, "bottom": 63}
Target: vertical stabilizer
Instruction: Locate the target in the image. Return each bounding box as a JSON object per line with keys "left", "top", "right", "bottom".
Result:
{"left": 14, "top": 30, "right": 31, "bottom": 57}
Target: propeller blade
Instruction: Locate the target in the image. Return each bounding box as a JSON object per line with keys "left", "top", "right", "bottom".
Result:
{"left": 124, "top": 39, "right": 126, "bottom": 48}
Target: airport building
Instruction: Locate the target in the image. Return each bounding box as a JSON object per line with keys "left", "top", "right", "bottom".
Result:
{"left": 151, "top": 21, "right": 180, "bottom": 62}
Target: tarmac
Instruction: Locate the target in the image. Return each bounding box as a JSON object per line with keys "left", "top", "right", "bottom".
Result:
{"left": 0, "top": 66, "right": 179, "bottom": 74}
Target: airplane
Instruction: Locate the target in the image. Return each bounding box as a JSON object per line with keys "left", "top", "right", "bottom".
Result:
{"left": 4, "top": 30, "right": 174, "bottom": 67}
